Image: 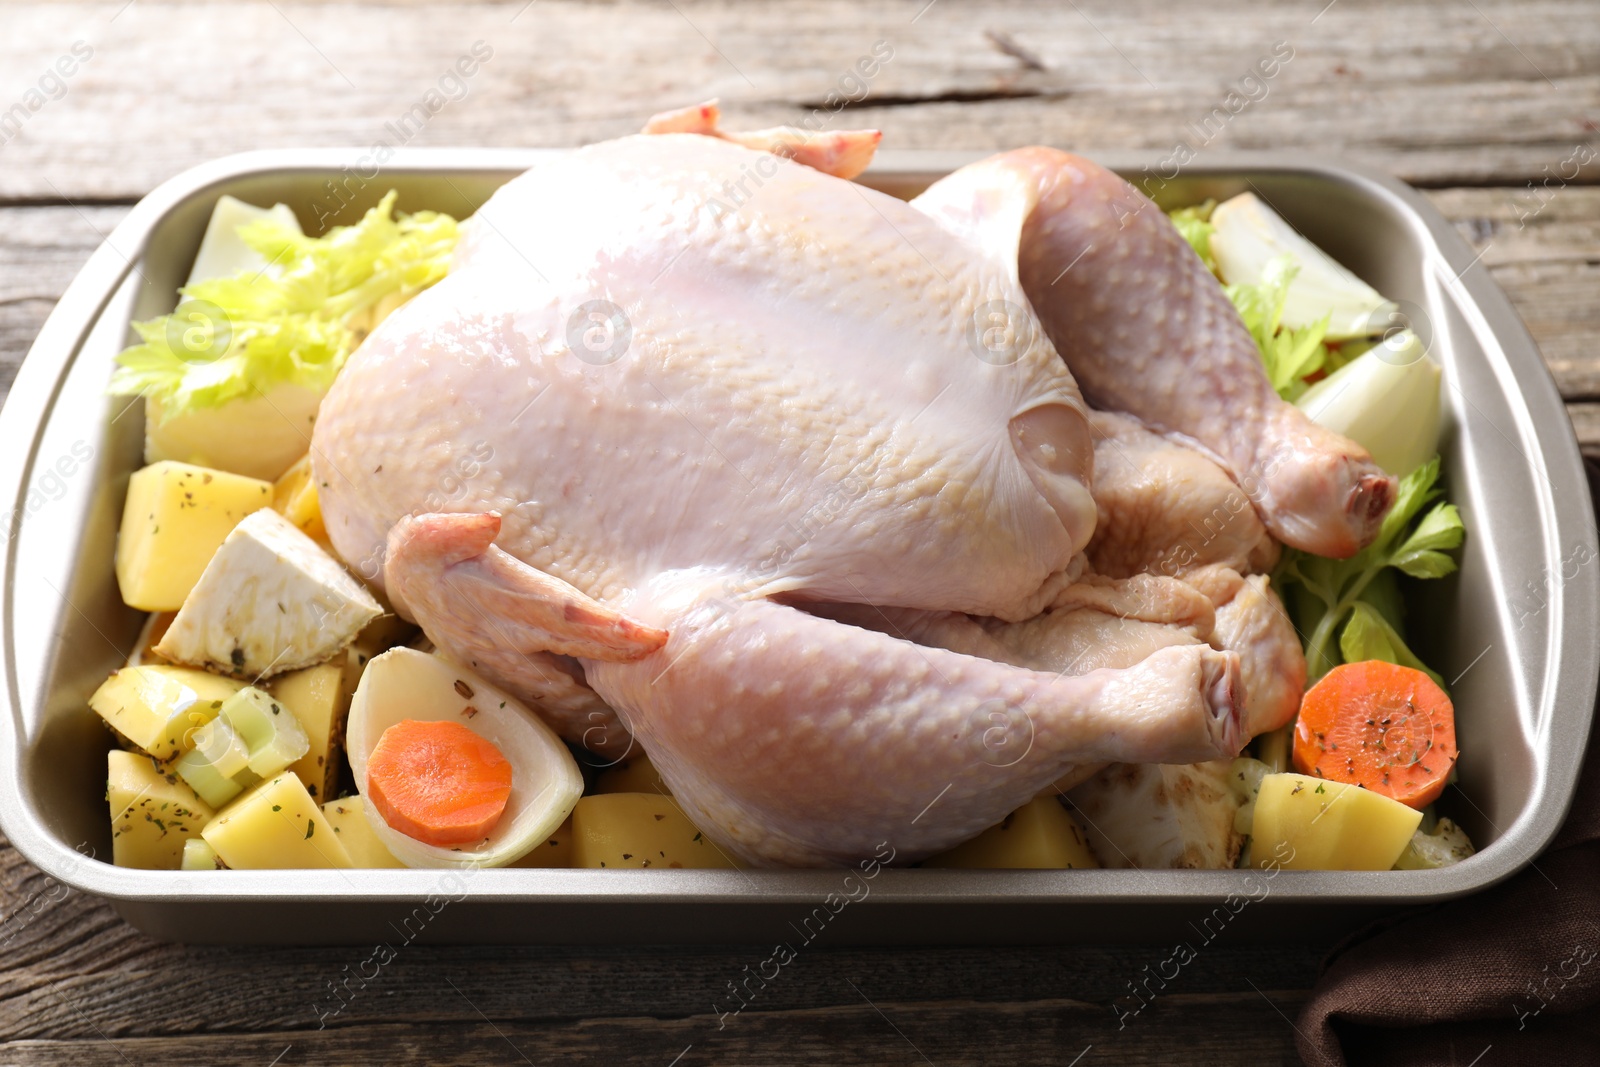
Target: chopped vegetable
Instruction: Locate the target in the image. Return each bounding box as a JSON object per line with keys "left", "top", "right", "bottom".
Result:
{"left": 89, "top": 664, "right": 244, "bottom": 760}
{"left": 108, "top": 750, "right": 215, "bottom": 870}
{"left": 922, "top": 796, "right": 1098, "bottom": 869}
{"left": 1276, "top": 456, "right": 1464, "bottom": 681}
{"left": 366, "top": 719, "right": 515, "bottom": 847}
{"left": 1209, "top": 191, "right": 1397, "bottom": 339}
{"left": 200, "top": 772, "right": 352, "bottom": 869}
{"left": 1393, "top": 815, "right": 1476, "bottom": 869}
{"left": 1169, "top": 199, "right": 1217, "bottom": 270}
{"left": 1224, "top": 255, "right": 1334, "bottom": 401}
{"left": 346, "top": 649, "right": 582, "bottom": 868}
{"left": 1226, "top": 756, "right": 1272, "bottom": 836}
{"left": 569, "top": 793, "right": 738, "bottom": 869}
{"left": 155, "top": 508, "right": 382, "bottom": 678}
{"left": 114, "top": 461, "right": 274, "bottom": 612}
{"left": 183, "top": 195, "right": 302, "bottom": 288}
{"left": 1292, "top": 661, "right": 1458, "bottom": 808}
{"left": 1251, "top": 772, "right": 1423, "bottom": 870}
{"left": 271, "top": 453, "right": 329, "bottom": 548}
{"left": 110, "top": 190, "right": 459, "bottom": 423}
{"left": 180, "top": 838, "right": 226, "bottom": 870}
{"left": 268, "top": 661, "right": 347, "bottom": 801}
{"left": 320, "top": 796, "right": 405, "bottom": 869}
{"left": 174, "top": 686, "right": 310, "bottom": 806}
{"left": 1067, "top": 761, "right": 1241, "bottom": 869}
{"left": 1297, "top": 328, "right": 1442, "bottom": 476}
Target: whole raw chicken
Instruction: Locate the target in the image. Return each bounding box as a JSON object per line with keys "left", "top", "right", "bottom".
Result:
{"left": 313, "top": 109, "right": 1391, "bottom": 866}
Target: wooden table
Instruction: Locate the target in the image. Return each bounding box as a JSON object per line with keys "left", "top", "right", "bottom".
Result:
{"left": 0, "top": 2, "right": 1594, "bottom": 1063}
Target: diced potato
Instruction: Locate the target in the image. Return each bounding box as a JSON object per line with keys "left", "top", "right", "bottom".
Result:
{"left": 89, "top": 664, "right": 245, "bottom": 760}
{"left": 181, "top": 838, "right": 225, "bottom": 870}
{"left": 1251, "top": 773, "right": 1422, "bottom": 871}
{"left": 569, "top": 793, "right": 736, "bottom": 869}
{"left": 923, "top": 796, "right": 1099, "bottom": 869}
{"left": 114, "top": 461, "right": 274, "bottom": 611}
{"left": 202, "top": 772, "right": 353, "bottom": 870}
{"left": 269, "top": 661, "right": 347, "bottom": 801}
{"left": 272, "top": 453, "right": 329, "bottom": 548}
{"left": 321, "top": 796, "right": 405, "bottom": 869}
{"left": 508, "top": 816, "right": 574, "bottom": 868}
{"left": 145, "top": 385, "right": 322, "bottom": 483}
{"left": 592, "top": 752, "right": 670, "bottom": 796}
{"left": 155, "top": 508, "right": 382, "bottom": 678}
{"left": 107, "top": 750, "right": 215, "bottom": 869}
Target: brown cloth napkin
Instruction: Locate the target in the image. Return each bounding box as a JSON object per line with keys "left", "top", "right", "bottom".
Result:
{"left": 1296, "top": 459, "right": 1600, "bottom": 1066}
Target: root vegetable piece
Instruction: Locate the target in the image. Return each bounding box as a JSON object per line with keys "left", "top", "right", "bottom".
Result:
{"left": 1292, "top": 660, "right": 1458, "bottom": 808}
{"left": 1251, "top": 772, "right": 1422, "bottom": 870}
{"left": 108, "top": 750, "right": 215, "bottom": 869}
{"left": 365, "top": 719, "right": 514, "bottom": 847}
{"left": 201, "top": 772, "right": 352, "bottom": 869}
{"left": 320, "top": 796, "right": 405, "bottom": 868}
{"left": 114, "top": 461, "right": 274, "bottom": 611}
{"left": 89, "top": 664, "right": 244, "bottom": 760}
{"left": 569, "top": 793, "right": 737, "bottom": 869}
{"left": 923, "top": 796, "right": 1099, "bottom": 869}
{"left": 156, "top": 508, "right": 382, "bottom": 679}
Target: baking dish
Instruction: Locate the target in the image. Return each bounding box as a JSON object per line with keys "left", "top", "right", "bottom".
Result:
{"left": 0, "top": 148, "right": 1593, "bottom": 945}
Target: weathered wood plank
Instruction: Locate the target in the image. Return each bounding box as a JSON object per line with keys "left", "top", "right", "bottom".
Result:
{"left": 0, "top": 1000, "right": 1305, "bottom": 1067}
{"left": 0, "top": 0, "right": 1596, "bottom": 202}
{"left": 0, "top": 833, "right": 1315, "bottom": 1059}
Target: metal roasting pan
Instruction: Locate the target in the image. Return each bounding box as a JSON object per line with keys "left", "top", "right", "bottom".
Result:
{"left": 0, "top": 148, "right": 1594, "bottom": 946}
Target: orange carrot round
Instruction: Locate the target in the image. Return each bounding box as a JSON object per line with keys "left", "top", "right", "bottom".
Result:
{"left": 366, "top": 719, "right": 514, "bottom": 847}
{"left": 1292, "top": 660, "right": 1457, "bottom": 809}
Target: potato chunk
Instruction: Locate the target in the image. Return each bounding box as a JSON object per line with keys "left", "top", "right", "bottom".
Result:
{"left": 923, "top": 797, "right": 1099, "bottom": 869}
{"left": 1251, "top": 773, "right": 1422, "bottom": 871}
{"left": 90, "top": 664, "right": 244, "bottom": 760}
{"left": 570, "top": 793, "right": 736, "bottom": 869}
{"left": 156, "top": 508, "right": 381, "bottom": 679}
{"left": 201, "top": 772, "right": 352, "bottom": 869}
{"left": 269, "top": 661, "right": 346, "bottom": 801}
{"left": 114, "top": 461, "right": 273, "bottom": 611}
{"left": 321, "top": 796, "right": 405, "bottom": 868}
{"left": 108, "top": 750, "right": 215, "bottom": 869}
{"left": 271, "top": 453, "right": 330, "bottom": 548}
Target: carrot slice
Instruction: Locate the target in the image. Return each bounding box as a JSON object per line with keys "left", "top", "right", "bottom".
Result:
{"left": 366, "top": 719, "right": 514, "bottom": 847}
{"left": 1292, "top": 660, "right": 1457, "bottom": 809}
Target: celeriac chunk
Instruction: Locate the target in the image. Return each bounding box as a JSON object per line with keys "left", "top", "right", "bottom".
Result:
{"left": 156, "top": 508, "right": 381, "bottom": 679}
{"left": 108, "top": 750, "right": 215, "bottom": 869}
{"left": 201, "top": 772, "right": 353, "bottom": 869}
{"left": 90, "top": 664, "right": 244, "bottom": 760}
{"left": 114, "top": 461, "right": 274, "bottom": 611}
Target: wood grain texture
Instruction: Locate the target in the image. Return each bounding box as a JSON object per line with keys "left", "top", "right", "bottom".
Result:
{"left": 0, "top": 0, "right": 1596, "bottom": 201}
